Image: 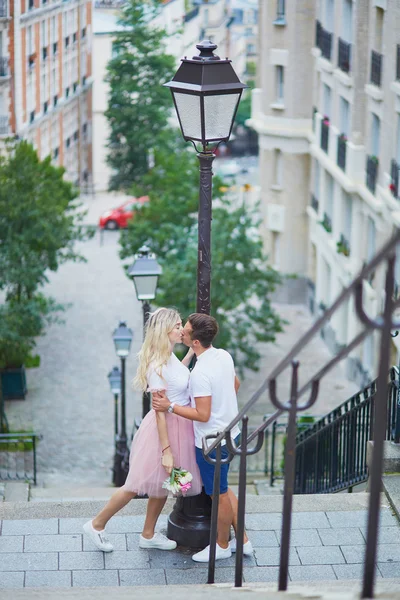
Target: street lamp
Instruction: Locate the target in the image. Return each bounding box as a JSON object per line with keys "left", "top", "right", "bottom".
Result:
{"left": 164, "top": 39, "right": 246, "bottom": 314}
{"left": 164, "top": 41, "right": 245, "bottom": 546}
{"left": 108, "top": 366, "right": 121, "bottom": 439}
{"left": 112, "top": 321, "right": 133, "bottom": 487}
{"left": 128, "top": 245, "right": 162, "bottom": 417}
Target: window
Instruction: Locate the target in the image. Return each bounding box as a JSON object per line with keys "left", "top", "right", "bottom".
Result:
{"left": 340, "top": 96, "right": 350, "bottom": 135}
{"left": 326, "top": 172, "right": 334, "bottom": 220}
{"left": 276, "top": 0, "right": 285, "bottom": 20}
{"left": 367, "top": 216, "right": 376, "bottom": 262}
{"left": 375, "top": 7, "right": 383, "bottom": 52}
{"left": 370, "top": 113, "right": 380, "bottom": 157}
{"left": 276, "top": 66, "right": 284, "bottom": 103}
{"left": 342, "top": 0, "right": 353, "bottom": 42}
{"left": 325, "top": 0, "right": 334, "bottom": 29}
{"left": 273, "top": 149, "right": 283, "bottom": 187}
{"left": 314, "top": 160, "right": 320, "bottom": 196}
{"left": 342, "top": 191, "right": 352, "bottom": 242}
{"left": 51, "top": 17, "right": 56, "bottom": 43}
{"left": 323, "top": 83, "right": 331, "bottom": 118}
{"left": 27, "top": 25, "right": 34, "bottom": 56}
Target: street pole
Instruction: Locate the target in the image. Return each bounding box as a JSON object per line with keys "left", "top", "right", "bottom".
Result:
{"left": 114, "top": 393, "right": 119, "bottom": 438}
{"left": 196, "top": 151, "right": 215, "bottom": 314}
{"left": 142, "top": 301, "right": 151, "bottom": 418}
{"left": 114, "top": 356, "right": 129, "bottom": 487}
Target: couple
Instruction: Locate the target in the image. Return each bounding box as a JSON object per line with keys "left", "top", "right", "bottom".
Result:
{"left": 83, "top": 308, "right": 252, "bottom": 563}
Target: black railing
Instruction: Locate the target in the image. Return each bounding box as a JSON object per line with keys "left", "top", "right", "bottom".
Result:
{"left": 202, "top": 229, "right": 400, "bottom": 597}
{"left": 311, "top": 193, "right": 319, "bottom": 213}
{"left": 337, "top": 134, "right": 347, "bottom": 170}
{"left": 295, "top": 367, "right": 400, "bottom": 494}
{"left": 370, "top": 50, "right": 383, "bottom": 86}
{"left": 320, "top": 120, "right": 329, "bottom": 152}
{"left": 366, "top": 155, "right": 379, "bottom": 193}
{"left": 0, "top": 433, "right": 40, "bottom": 485}
{"left": 316, "top": 21, "right": 332, "bottom": 60}
{"left": 338, "top": 38, "right": 351, "bottom": 73}
{"left": 0, "top": 56, "right": 8, "bottom": 77}
{"left": 397, "top": 45, "right": 400, "bottom": 81}
{"left": 184, "top": 6, "right": 199, "bottom": 22}
{"left": 0, "top": 0, "right": 7, "bottom": 17}
{"left": 391, "top": 159, "right": 399, "bottom": 198}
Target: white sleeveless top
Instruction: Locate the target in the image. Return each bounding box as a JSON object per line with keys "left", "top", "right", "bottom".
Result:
{"left": 147, "top": 353, "right": 190, "bottom": 407}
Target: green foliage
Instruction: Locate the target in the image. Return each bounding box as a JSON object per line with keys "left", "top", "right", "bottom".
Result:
{"left": 105, "top": 0, "right": 176, "bottom": 190}
{"left": 0, "top": 140, "right": 93, "bottom": 303}
{"left": 120, "top": 134, "right": 284, "bottom": 375}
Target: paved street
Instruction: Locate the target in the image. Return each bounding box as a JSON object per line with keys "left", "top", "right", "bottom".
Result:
{"left": 0, "top": 504, "right": 399, "bottom": 589}
{"left": 4, "top": 192, "right": 357, "bottom": 488}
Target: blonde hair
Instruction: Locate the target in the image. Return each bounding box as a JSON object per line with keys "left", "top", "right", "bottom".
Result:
{"left": 133, "top": 307, "right": 181, "bottom": 391}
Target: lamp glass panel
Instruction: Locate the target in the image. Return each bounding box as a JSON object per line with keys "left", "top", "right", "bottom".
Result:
{"left": 109, "top": 376, "right": 121, "bottom": 394}
{"left": 114, "top": 339, "right": 131, "bottom": 358}
{"left": 173, "top": 92, "right": 202, "bottom": 139}
{"left": 204, "top": 93, "right": 240, "bottom": 140}
{"left": 134, "top": 275, "right": 159, "bottom": 300}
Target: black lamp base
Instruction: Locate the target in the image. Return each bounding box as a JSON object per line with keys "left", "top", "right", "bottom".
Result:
{"left": 167, "top": 489, "right": 212, "bottom": 548}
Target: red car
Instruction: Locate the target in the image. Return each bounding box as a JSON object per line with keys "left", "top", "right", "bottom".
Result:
{"left": 99, "top": 196, "right": 148, "bottom": 230}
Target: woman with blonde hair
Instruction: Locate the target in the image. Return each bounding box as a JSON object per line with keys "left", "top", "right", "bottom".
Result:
{"left": 83, "top": 308, "right": 202, "bottom": 552}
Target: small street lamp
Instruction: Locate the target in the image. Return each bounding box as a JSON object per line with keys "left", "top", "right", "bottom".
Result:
{"left": 112, "top": 321, "right": 133, "bottom": 487}
{"left": 164, "top": 41, "right": 245, "bottom": 547}
{"left": 108, "top": 366, "right": 121, "bottom": 439}
{"left": 128, "top": 246, "right": 162, "bottom": 417}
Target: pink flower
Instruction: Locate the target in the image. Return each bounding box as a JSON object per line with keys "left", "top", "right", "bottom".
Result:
{"left": 180, "top": 482, "right": 192, "bottom": 493}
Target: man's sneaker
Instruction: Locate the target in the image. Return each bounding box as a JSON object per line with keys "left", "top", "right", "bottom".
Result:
{"left": 83, "top": 520, "right": 114, "bottom": 552}
{"left": 192, "top": 543, "right": 231, "bottom": 563}
{"left": 229, "top": 538, "right": 254, "bottom": 556}
{"left": 139, "top": 532, "right": 177, "bottom": 550}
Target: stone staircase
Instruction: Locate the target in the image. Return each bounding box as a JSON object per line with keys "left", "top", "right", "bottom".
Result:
{"left": 1, "top": 485, "right": 400, "bottom": 595}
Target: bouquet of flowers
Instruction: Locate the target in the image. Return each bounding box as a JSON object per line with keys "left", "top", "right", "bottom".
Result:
{"left": 162, "top": 467, "right": 193, "bottom": 495}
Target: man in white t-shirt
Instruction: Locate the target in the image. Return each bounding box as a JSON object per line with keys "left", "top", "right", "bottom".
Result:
{"left": 153, "top": 313, "right": 252, "bottom": 563}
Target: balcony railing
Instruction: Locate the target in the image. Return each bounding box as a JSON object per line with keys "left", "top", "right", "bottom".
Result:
{"left": 397, "top": 45, "right": 400, "bottom": 81}
{"left": 338, "top": 38, "right": 351, "bottom": 73}
{"left": 0, "top": 56, "right": 8, "bottom": 77}
{"left": 0, "top": 114, "right": 8, "bottom": 135}
{"left": 311, "top": 194, "right": 319, "bottom": 213}
{"left": 337, "top": 134, "right": 347, "bottom": 171}
{"left": 321, "top": 212, "right": 332, "bottom": 233}
{"left": 184, "top": 6, "right": 199, "bottom": 22}
{"left": 0, "top": 0, "right": 8, "bottom": 18}
{"left": 366, "top": 155, "right": 379, "bottom": 194}
{"left": 390, "top": 159, "right": 399, "bottom": 199}
{"left": 370, "top": 50, "right": 383, "bottom": 87}
{"left": 320, "top": 119, "right": 329, "bottom": 153}
{"left": 316, "top": 20, "right": 332, "bottom": 60}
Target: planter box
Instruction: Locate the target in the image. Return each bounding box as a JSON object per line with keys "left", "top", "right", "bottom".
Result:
{"left": 0, "top": 366, "right": 27, "bottom": 400}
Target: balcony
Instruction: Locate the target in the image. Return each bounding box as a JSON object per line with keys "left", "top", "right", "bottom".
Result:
{"left": 370, "top": 50, "right": 383, "bottom": 87}
{"left": 366, "top": 155, "right": 379, "bottom": 193}
{"left": 321, "top": 212, "right": 332, "bottom": 233}
{"left": 316, "top": 20, "right": 332, "bottom": 60}
{"left": 311, "top": 193, "right": 319, "bottom": 213}
{"left": 320, "top": 119, "right": 329, "bottom": 153}
{"left": 0, "top": 115, "right": 8, "bottom": 135}
{"left": 390, "top": 159, "right": 399, "bottom": 199}
{"left": 337, "top": 134, "right": 347, "bottom": 171}
{"left": 338, "top": 38, "right": 351, "bottom": 73}
{"left": 0, "top": 56, "right": 9, "bottom": 78}
{"left": 0, "top": 0, "right": 8, "bottom": 18}
{"left": 397, "top": 45, "right": 400, "bottom": 81}
{"left": 337, "top": 233, "right": 350, "bottom": 257}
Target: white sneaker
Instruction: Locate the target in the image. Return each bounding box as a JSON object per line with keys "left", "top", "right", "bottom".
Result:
{"left": 229, "top": 538, "right": 254, "bottom": 556}
{"left": 83, "top": 520, "right": 114, "bottom": 552}
{"left": 139, "top": 532, "right": 177, "bottom": 550}
{"left": 192, "top": 543, "right": 232, "bottom": 563}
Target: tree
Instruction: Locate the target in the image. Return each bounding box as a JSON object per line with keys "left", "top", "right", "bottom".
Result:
{"left": 0, "top": 141, "right": 92, "bottom": 303}
{"left": 120, "top": 134, "right": 284, "bottom": 375}
{"left": 105, "top": 0, "right": 176, "bottom": 190}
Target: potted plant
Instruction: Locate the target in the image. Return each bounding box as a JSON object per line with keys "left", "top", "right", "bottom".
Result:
{"left": 336, "top": 234, "right": 350, "bottom": 257}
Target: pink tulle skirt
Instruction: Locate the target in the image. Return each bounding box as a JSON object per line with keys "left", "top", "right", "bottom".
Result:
{"left": 123, "top": 409, "right": 202, "bottom": 498}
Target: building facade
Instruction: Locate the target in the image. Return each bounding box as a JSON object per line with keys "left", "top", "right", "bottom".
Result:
{"left": 250, "top": 0, "right": 400, "bottom": 385}
{"left": 2, "top": 0, "right": 93, "bottom": 190}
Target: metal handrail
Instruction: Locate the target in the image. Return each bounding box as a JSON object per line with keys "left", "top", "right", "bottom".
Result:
{"left": 203, "top": 230, "right": 400, "bottom": 598}
{"left": 0, "top": 432, "right": 41, "bottom": 485}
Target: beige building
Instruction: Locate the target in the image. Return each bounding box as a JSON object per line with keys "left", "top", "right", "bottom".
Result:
{"left": 250, "top": 0, "right": 400, "bottom": 386}
{"left": 2, "top": 0, "right": 93, "bottom": 190}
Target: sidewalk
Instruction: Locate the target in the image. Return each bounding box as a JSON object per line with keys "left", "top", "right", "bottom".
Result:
{"left": 0, "top": 494, "right": 399, "bottom": 589}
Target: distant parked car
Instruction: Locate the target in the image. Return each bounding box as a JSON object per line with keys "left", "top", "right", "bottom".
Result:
{"left": 99, "top": 196, "right": 148, "bottom": 230}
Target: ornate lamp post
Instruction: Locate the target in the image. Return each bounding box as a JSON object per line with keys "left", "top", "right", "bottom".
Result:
{"left": 108, "top": 366, "right": 122, "bottom": 485}
{"left": 164, "top": 40, "right": 245, "bottom": 546}
{"left": 128, "top": 246, "right": 162, "bottom": 417}
{"left": 112, "top": 322, "right": 133, "bottom": 487}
